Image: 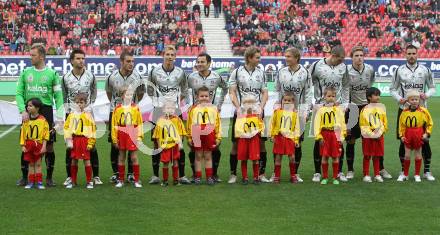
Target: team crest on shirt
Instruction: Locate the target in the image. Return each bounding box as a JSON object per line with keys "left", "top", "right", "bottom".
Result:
{"left": 27, "top": 75, "right": 33, "bottom": 82}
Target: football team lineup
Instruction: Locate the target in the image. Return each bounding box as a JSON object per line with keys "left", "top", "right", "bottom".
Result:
{"left": 13, "top": 44, "right": 437, "bottom": 190}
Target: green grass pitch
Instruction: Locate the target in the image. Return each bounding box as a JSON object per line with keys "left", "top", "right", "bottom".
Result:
{"left": 0, "top": 97, "right": 439, "bottom": 234}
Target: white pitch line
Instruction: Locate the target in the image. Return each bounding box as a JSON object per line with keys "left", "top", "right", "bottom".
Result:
{"left": 0, "top": 125, "right": 18, "bottom": 138}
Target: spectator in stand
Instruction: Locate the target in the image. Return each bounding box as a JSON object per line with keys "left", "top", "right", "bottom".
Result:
{"left": 203, "top": 0, "right": 211, "bottom": 17}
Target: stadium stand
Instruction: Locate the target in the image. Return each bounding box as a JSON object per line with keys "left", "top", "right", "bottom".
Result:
{"left": 223, "top": 0, "right": 440, "bottom": 58}
{"left": 0, "top": 0, "right": 206, "bottom": 56}
{"left": 0, "top": 0, "right": 438, "bottom": 57}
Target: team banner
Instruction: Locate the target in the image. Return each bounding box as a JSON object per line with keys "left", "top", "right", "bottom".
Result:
{"left": 0, "top": 56, "right": 439, "bottom": 78}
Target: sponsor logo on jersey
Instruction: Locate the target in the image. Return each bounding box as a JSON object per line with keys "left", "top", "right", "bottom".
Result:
{"left": 28, "top": 124, "right": 39, "bottom": 139}
{"left": 403, "top": 83, "right": 423, "bottom": 89}
{"left": 243, "top": 121, "right": 257, "bottom": 133}
{"left": 322, "top": 111, "right": 336, "bottom": 125}
{"left": 159, "top": 86, "right": 179, "bottom": 93}
{"left": 162, "top": 124, "right": 177, "bottom": 139}
{"left": 368, "top": 112, "right": 381, "bottom": 127}
{"left": 405, "top": 116, "right": 417, "bottom": 127}
{"left": 27, "top": 86, "right": 48, "bottom": 93}
{"left": 118, "top": 112, "right": 133, "bottom": 126}
{"left": 282, "top": 84, "right": 301, "bottom": 93}
{"left": 196, "top": 111, "right": 211, "bottom": 124}
{"left": 240, "top": 86, "right": 261, "bottom": 94}
{"left": 280, "top": 115, "right": 292, "bottom": 130}
{"left": 323, "top": 81, "right": 341, "bottom": 88}
{"left": 352, "top": 84, "right": 369, "bottom": 91}
{"left": 72, "top": 117, "right": 84, "bottom": 133}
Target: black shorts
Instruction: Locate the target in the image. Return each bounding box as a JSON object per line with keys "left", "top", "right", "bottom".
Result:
{"left": 396, "top": 108, "right": 403, "bottom": 140}
{"left": 107, "top": 111, "right": 113, "bottom": 143}
{"left": 346, "top": 104, "right": 366, "bottom": 140}
{"left": 40, "top": 105, "right": 56, "bottom": 143}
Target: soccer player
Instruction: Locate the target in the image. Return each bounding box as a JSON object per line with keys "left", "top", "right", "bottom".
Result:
{"left": 313, "top": 87, "right": 347, "bottom": 185}
{"left": 275, "top": 47, "right": 312, "bottom": 182}
{"left": 228, "top": 46, "right": 269, "bottom": 184}
{"left": 64, "top": 93, "right": 96, "bottom": 189}
{"left": 235, "top": 96, "right": 265, "bottom": 185}
{"left": 397, "top": 90, "right": 433, "bottom": 182}
{"left": 61, "top": 48, "right": 102, "bottom": 186}
{"left": 309, "top": 45, "right": 349, "bottom": 182}
{"left": 105, "top": 49, "right": 145, "bottom": 183}
{"left": 20, "top": 98, "right": 49, "bottom": 189}
{"left": 152, "top": 101, "right": 187, "bottom": 186}
{"left": 16, "top": 44, "right": 64, "bottom": 187}
{"left": 390, "top": 44, "right": 436, "bottom": 181}
{"left": 187, "top": 53, "right": 228, "bottom": 182}
{"left": 187, "top": 86, "right": 221, "bottom": 185}
{"left": 345, "top": 46, "right": 392, "bottom": 180}
{"left": 269, "top": 92, "right": 301, "bottom": 184}
{"left": 359, "top": 87, "right": 388, "bottom": 183}
{"left": 147, "top": 45, "right": 190, "bottom": 185}
{"left": 111, "top": 89, "right": 144, "bottom": 188}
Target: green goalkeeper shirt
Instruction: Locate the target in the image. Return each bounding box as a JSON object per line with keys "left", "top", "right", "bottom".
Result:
{"left": 16, "top": 66, "right": 64, "bottom": 118}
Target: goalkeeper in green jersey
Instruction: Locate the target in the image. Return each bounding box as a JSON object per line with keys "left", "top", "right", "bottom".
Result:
{"left": 16, "top": 44, "right": 64, "bottom": 187}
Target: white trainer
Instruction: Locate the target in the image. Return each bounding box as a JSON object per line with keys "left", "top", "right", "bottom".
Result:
{"left": 269, "top": 173, "right": 275, "bottom": 182}
{"left": 179, "top": 176, "right": 191, "bottom": 185}
{"left": 134, "top": 181, "right": 143, "bottom": 188}
{"left": 115, "top": 181, "right": 124, "bottom": 188}
{"left": 65, "top": 183, "right": 73, "bottom": 189}
{"left": 228, "top": 175, "right": 237, "bottom": 184}
{"left": 63, "top": 177, "right": 72, "bottom": 186}
{"left": 93, "top": 176, "right": 103, "bottom": 185}
{"left": 374, "top": 175, "right": 384, "bottom": 183}
{"left": 346, "top": 171, "right": 354, "bottom": 179}
{"left": 397, "top": 174, "right": 408, "bottom": 182}
{"left": 148, "top": 176, "right": 161, "bottom": 184}
{"left": 380, "top": 169, "right": 393, "bottom": 179}
{"left": 414, "top": 175, "right": 422, "bottom": 183}
{"left": 338, "top": 173, "right": 348, "bottom": 182}
{"left": 363, "top": 176, "right": 372, "bottom": 183}
{"left": 312, "top": 173, "right": 321, "bottom": 182}
{"left": 295, "top": 174, "right": 304, "bottom": 183}
{"left": 86, "top": 182, "right": 94, "bottom": 189}
{"left": 259, "top": 175, "right": 271, "bottom": 183}
{"left": 423, "top": 172, "right": 435, "bottom": 181}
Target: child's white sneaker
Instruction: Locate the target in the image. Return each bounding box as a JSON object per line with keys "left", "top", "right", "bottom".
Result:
{"left": 374, "top": 175, "right": 384, "bottom": 183}
{"left": 37, "top": 182, "right": 45, "bottom": 190}
{"left": 414, "top": 175, "right": 422, "bottom": 183}
{"left": 134, "top": 181, "right": 143, "bottom": 188}
{"left": 86, "top": 182, "right": 94, "bottom": 189}
{"left": 115, "top": 181, "right": 124, "bottom": 188}
{"left": 65, "top": 183, "right": 73, "bottom": 189}
{"left": 312, "top": 173, "right": 321, "bottom": 182}
{"left": 363, "top": 176, "right": 372, "bottom": 183}
{"left": 397, "top": 174, "right": 408, "bottom": 182}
